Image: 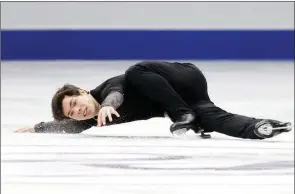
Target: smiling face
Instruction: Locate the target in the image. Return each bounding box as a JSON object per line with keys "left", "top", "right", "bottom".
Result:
{"left": 62, "top": 94, "right": 98, "bottom": 121}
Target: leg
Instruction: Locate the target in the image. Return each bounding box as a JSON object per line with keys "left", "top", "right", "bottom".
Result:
{"left": 125, "top": 61, "right": 215, "bottom": 134}
{"left": 125, "top": 64, "right": 194, "bottom": 121}
{"left": 192, "top": 101, "right": 292, "bottom": 139}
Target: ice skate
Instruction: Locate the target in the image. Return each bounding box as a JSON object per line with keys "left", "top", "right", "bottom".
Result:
{"left": 170, "top": 113, "right": 196, "bottom": 136}
{"left": 254, "top": 119, "right": 292, "bottom": 139}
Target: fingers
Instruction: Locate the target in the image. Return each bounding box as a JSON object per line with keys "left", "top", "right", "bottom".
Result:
{"left": 96, "top": 107, "right": 120, "bottom": 127}
{"left": 97, "top": 107, "right": 106, "bottom": 127}
{"left": 107, "top": 109, "right": 112, "bottom": 122}
{"left": 101, "top": 109, "right": 106, "bottom": 125}
{"left": 14, "top": 127, "right": 34, "bottom": 133}
{"left": 14, "top": 128, "right": 22, "bottom": 132}
{"left": 97, "top": 118, "right": 102, "bottom": 127}
{"left": 97, "top": 110, "right": 102, "bottom": 127}
{"left": 15, "top": 128, "right": 26, "bottom": 133}
{"left": 111, "top": 109, "right": 120, "bottom": 118}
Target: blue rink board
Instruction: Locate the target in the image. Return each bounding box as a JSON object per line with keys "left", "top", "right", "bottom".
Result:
{"left": 1, "top": 30, "right": 294, "bottom": 60}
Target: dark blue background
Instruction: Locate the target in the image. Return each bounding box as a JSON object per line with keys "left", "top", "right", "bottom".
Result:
{"left": 1, "top": 30, "right": 294, "bottom": 60}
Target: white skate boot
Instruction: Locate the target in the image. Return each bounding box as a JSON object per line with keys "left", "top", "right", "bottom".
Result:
{"left": 254, "top": 119, "right": 292, "bottom": 138}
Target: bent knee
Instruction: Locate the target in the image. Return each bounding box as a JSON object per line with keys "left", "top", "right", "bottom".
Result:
{"left": 125, "top": 62, "right": 147, "bottom": 81}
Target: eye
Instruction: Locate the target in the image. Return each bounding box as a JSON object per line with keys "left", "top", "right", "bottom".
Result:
{"left": 73, "top": 100, "right": 76, "bottom": 106}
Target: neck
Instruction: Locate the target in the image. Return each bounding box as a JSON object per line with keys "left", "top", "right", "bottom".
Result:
{"left": 89, "top": 94, "right": 100, "bottom": 115}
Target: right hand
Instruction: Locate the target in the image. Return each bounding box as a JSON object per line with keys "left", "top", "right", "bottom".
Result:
{"left": 14, "top": 126, "right": 35, "bottom": 133}
{"left": 97, "top": 106, "right": 120, "bottom": 127}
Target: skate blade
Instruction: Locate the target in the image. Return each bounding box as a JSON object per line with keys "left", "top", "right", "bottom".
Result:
{"left": 200, "top": 133, "right": 211, "bottom": 139}
{"left": 273, "top": 123, "right": 292, "bottom": 131}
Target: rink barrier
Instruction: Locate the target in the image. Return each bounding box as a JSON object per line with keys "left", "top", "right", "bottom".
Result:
{"left": 1, "top": 29, "right": 294, "bottom": 60}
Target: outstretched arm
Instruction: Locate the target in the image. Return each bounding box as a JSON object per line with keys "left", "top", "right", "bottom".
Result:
{"left": 15, "top": 119, "right": 96, "bottom": 134}
{"left": 34, "top": 119, "right": 95, "bottom": 133}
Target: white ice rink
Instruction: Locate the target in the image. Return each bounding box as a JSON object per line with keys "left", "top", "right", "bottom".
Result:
{"left": 1, "top": 61, "right": 294, "bottom": 194}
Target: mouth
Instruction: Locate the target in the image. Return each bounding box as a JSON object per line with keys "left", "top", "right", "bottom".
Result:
{"left": 83, "top": 107, "right": 87, "bottom": 117}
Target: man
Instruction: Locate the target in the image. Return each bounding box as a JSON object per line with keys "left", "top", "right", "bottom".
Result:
{"left": 15, "top": 61, "right": 292, "bottom": 139}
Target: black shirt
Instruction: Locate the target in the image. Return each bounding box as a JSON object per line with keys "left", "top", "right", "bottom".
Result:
{"left": 34, "top": 74, "right": 165, "bottom": 133}
{"left": 90, "top": 74, "right": 165, "bottom": 124}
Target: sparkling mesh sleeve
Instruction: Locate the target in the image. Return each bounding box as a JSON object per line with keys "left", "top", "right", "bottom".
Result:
{"left": 101, "top": 91, "right": 124, "bottom": 110}
{"left": 34, "top": 119, "right": 96, "bottom": 134}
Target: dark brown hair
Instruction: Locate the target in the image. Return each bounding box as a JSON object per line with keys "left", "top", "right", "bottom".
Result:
{"left": 51, "top": 84, "right": 81, "bottom": 121}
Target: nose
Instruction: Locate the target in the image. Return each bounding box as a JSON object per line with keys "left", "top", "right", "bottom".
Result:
{"left": 74, "top": 107, "right": 81, "bottom": 115}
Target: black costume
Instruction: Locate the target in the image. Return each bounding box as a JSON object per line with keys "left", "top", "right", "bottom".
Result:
{"left": 34, "top": 61, "right": 291, "bottom": 139}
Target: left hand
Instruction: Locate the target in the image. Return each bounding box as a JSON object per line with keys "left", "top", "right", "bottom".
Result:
{"left": 14, "top": 126, "right": 35, "bottom": 133}
{"left": 97, "top": 106, "right": 120, "bottom": 127}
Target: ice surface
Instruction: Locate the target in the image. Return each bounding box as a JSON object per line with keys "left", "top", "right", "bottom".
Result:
{"left": 1, "top": 61, "right": 294, "bottom": 194}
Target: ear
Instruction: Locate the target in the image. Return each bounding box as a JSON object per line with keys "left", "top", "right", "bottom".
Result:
{"left": 79, "top": 89, "right": 88, "bottom": 95}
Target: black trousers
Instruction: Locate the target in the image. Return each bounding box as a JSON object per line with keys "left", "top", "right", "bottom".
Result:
{"left": 125, "top": 61, "right": 262, "bottom": 139}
